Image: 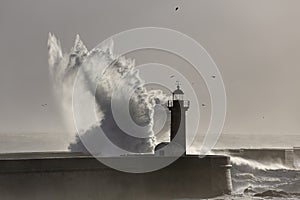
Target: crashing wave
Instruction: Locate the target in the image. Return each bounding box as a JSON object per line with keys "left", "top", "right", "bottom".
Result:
{"left": 231, "top": 156, "right": 290, "bottom": 171}
{"left": 48, "top": 33, "right": 169, "bottom": 154}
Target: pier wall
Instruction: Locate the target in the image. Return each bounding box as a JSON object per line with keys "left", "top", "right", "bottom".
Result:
{"left": 0, "top": 153, "right": 232, "bottom": 200}
{"left": 294, "top": 147, "right": 300, "bottom": 168}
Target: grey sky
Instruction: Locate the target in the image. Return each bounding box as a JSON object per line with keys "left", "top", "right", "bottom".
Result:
{"left": 1, "top": 0, "right": 300, "bottom": 143}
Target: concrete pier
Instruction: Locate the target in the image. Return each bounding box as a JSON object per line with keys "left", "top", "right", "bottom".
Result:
{"left": 294, "top": 147, "right": 300, "bottom": 168}
{"left": 0, "top": 152, "right": 232, "bottom": 200}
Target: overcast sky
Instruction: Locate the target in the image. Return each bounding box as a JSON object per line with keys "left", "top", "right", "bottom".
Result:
{"left": 1, "top": 0, "right": 300, "bottom": 146}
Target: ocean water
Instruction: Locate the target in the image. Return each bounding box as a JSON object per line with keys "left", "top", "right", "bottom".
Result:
{"left": 0, "top": 133, "right": 299, "bottom": 153}
{"left": 199, "top": 155, "right": 300, "bottom": 200}
{"left": 214, "top": 134, "right": 300, "bottom": 149}
{"left": 177, "top": 157, "right": 300, "bottom": 200}
{"left": 212, "top": 134, "right": 300, "bottom": 199}
{"left": 229, "top": 159, "right": 300, "bottom": 199}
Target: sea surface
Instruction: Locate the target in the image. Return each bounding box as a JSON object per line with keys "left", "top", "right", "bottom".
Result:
{"left": 0, "top": 133, "right": 299, "bottom": 153}
{"left": 179, "top": 155, "right": 300, "bottom": 200}
{"left": 190, "top": 133, "right": 300, "bottom": 199}
{"left": 220, "top": 156, "right": 300, "bottom": 200}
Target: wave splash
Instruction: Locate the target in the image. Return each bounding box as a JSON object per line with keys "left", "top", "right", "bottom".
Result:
{"left": 231, "top": 156, "right": 290, "bottom": 171}
{"left": 208, "top": 150, "right": 300, "bottom": 199}
{"left": 230, "top": 156, "right": 300, "bottom": 199}
{"left": 48, "top": 33, "right": 169, "bottom": 155}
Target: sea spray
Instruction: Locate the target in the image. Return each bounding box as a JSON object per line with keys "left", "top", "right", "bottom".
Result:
{"left": 48, "top": 33, "right": 169, "bottom": 154}
{"left": 208, "top": 151, "right": 300, "bottom": 199}
{"left": 230, "top": 156, "right": 290, "bottom": 171}
{"left": 209, "top": 150, "right": 293, "bottom": 171}
{"left": 231, "top": 157, "right": 300, "bottom": 199}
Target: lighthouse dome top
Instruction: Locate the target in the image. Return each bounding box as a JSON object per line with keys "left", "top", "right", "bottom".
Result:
{"left": 173, "top": 86, "right": 184, "bottom": 94}
{"left": 172, "top": 82, "right": 185, "bottom": 101}
{"left": 173, "top": 84, "right": 184, "bottom": 95}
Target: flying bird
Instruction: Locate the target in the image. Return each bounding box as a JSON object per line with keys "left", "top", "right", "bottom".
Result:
{"left": 212, "top": 75, "right": 216, "bottom": 79}
{"left": 170, "top": 75, "right": 175, "bottom": 78}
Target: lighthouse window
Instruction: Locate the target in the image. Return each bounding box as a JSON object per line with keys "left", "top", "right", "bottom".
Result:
{"left": 174, "top": 94, "right": 183, "bottom": 100}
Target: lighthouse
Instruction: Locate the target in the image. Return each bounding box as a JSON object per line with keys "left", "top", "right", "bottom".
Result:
{"left": 168, "top": 82, "right": 190, "bottom": 151}
{"left": 155, "top": 81, "right": 190, "bottom": 155}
